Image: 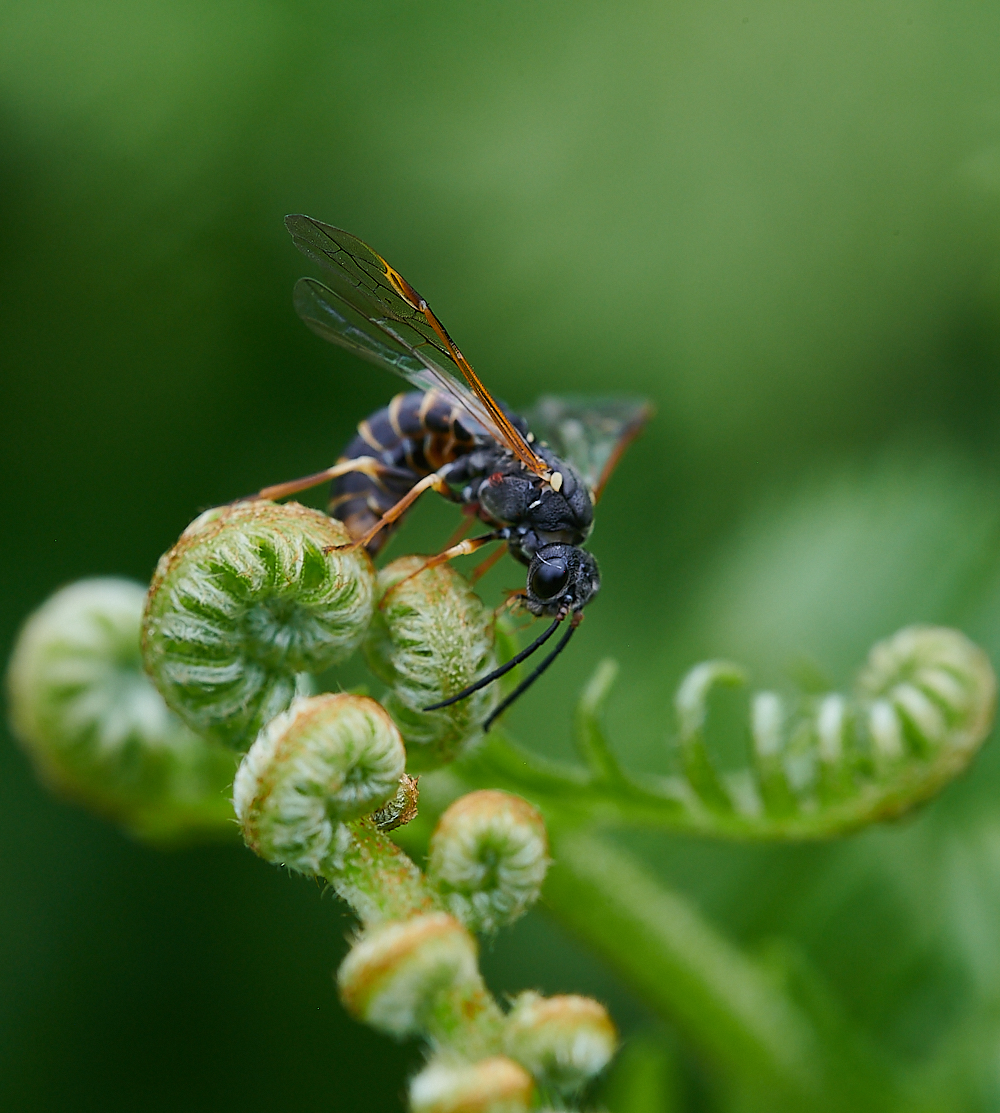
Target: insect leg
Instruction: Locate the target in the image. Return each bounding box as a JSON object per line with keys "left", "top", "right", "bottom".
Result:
{"left": 442, "top": 504, "right": 480, "bottom": 549}
{"left": 494, "top": 590, "right": 527, "bottom": 619}
{"left": 246, "top": 457, "right": 405, "bottom": 503}
{"left": 328, "top": 464, "right": 457, "bottom": 553}
{"left": 470, "top": 541, "right": 508, "bottom": 583}
{"left": 391, "top": 531, "right": 507, "bottom": 590}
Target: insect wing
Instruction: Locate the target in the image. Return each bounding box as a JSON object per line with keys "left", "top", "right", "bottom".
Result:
{"left": 293, "top": 277, "right": 483, "bottom": 420}
{"left": 286, "top": 214, "right": 549, "bottom": 476}
{"left": 286, "top": 215, "right": 452, "bottom": 360}
{"left": 526, "top": 395, "right": 653, "bottom": 500}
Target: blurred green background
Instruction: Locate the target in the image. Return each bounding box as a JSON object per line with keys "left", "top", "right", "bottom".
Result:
{"left": 6, "top": 1, "right": 1000, "bottom": 1109}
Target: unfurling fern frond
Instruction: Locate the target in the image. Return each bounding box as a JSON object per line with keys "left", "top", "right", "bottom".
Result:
{"left": 463, "top": 626, "right": 996, "bottom": 840}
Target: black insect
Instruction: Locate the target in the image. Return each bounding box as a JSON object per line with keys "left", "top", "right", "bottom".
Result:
{"left": 253, "top": 215, "right": 651, "bottom": 729}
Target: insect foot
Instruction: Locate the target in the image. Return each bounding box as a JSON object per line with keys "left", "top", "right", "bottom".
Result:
{"left": 409, "top": 1055, "right": 535, "bottom": 1113}
{"left": 427, "top": 790, "right": 549, "bottom": 934}
{"left": 142, "top": 501, "right": 375, "bottom": 749}
{"left": 6, "top": 577, "right": 236, "bottom": 843}
{"left": 364, "top": 557, "right": 498, "bottom": 770}
{"left": 503, "top": 992, "right": 618, "bottom": 1096}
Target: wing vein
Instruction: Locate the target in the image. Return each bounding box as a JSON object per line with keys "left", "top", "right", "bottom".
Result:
{"left": 286, "top": 214, "right": 550, "bottom": 476}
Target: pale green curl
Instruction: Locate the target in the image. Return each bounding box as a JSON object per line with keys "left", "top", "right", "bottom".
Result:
{"left": 6, "top": 578, "right": 236, "bottom": 843}
{"left": 142, "top": 501, "right": 375, "bottom": 750}
{"left": 662, "top": 624, "right": 998, "bottom": 836}
{"left": 364, "top": 557, "right": 498, "bottom": 771}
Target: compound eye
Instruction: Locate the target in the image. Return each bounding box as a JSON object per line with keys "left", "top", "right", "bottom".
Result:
{"left": 529, "top": 556, "right": 570, "bottom": 601}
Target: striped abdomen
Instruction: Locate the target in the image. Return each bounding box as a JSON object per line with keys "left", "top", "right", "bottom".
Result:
{"left": 330, "top": 390, "right": 480, "bottom": 554}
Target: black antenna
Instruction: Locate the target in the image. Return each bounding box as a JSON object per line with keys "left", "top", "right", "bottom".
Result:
{"left": 483, "top": 615, "right": 581, "bottom": 733}
{"left": 423, "top": 616, "right": 563, "bottom": 711}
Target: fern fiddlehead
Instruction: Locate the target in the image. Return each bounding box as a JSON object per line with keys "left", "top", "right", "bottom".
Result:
{"left": 427, "top": 789, "right": 549, "bottom": 934}
{"left": 126, "top": 523, "right": 615, "bottom": 1111}
{"left": 6, "top": 577, "right": 236, "bottom": 842}
{"left": 461, "top": 625, "right": 997, "bottom": 841}
{"left": 142, "top": 500, "right": 375, "bottom": 749}
{"left": 232, "top": 666, "right": 616, "bottom": 1111}
{"left": 672, "top": 624, "right": 996, "bottom": 836}
{"left": 364, "top": 556, "right": 498, "bottom": 770}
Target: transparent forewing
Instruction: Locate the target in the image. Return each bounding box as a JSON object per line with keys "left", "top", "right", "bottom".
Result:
{"left": 286, "top": 215, "right": 547, "bottom": 473}
{"left": 294, "top": 277, "right": 482, "bottom": 415}
{"left": 526, "top": 396, "right": 653, "bottom": 500}
{"left": 286, "top": 215, "right": 452, "bottom": 358}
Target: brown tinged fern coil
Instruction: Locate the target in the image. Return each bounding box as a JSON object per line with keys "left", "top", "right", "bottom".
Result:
{"left": 427, "top": 790, "right": 550, "bottom": 934}
{"left": 233, "top": 693, "right": 407, "bottom": 875}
